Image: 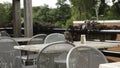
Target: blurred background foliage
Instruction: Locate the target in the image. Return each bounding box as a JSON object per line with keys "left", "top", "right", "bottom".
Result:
{"left": 0, "top": 0, "right": 120, "bottom": 28}
{"left": 0, "top": 2, "right": 12, "bottom": 27}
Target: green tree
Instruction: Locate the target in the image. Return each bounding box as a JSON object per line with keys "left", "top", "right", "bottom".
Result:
{"left": 70, "top": 0, "right": 97, "bottom": 20}
{"left": 32, "top": 5, "right": 50, "bottom": 24}
{"left": 110, "top": 1, "right": 120, "bottom": 19}
{"left": 65, "top": 18, "right": 73, "bottom": 28}
{"left": 47, "top": 8, "right": 58, "bottom": 23}
{"left": 31, "top": 1, "right": 71, "bottom": 28}
{"left": 0, "top": 2, "right": 12, "bottom": 27}
{"left": 99, "top": 0, "right": 108, "bottom": 16}
{"left": 99, "top": 0, "right": 120, "bottom": 20}
{"left": 55, "top": 0, "right": 71, "bottom": 27}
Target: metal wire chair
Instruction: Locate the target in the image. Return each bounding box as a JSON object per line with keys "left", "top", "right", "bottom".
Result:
{"left": 66, "top": 46, "right": 108, "bottom": 68}
{"left": 44, "top": 33, "right": 66, "bottom": 44}
{"left": 37, "top": 41, "right": 75, "bottom": 68}
{"left": 0, "top": 31, "right": 10, "bottom": 37}
{"left": 0, "top": 37, "right": 36, "bottom": 68}
{"left": 25, "top": 34, "right": 47, "bottom": 65}
{"left": 0, "top": 37, "right": 22, "bottom": 68}
{"left": 27, "top": 34, "right": 47, "bottom": 45}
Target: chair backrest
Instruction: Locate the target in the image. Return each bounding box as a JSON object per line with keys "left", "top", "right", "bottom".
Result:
{"left": 37, "top": 41, "right": 75, "bottom": 68}
{"left": 66, "top": 46, "right": 108, "bottom": 68}
{"left": 26, "top": 34, "right": 47, "bottom": 61}
{"left": 0, "top": 37, "right": 22, "bottom": 68}
{"left": 44, "top": 33, "right": 66, "bottom": 44}
{"left": 0, "top": 31, "right": 10, "bottom": 37}
{"left": 27, "top": 34, "right": 47, "bottom": 45}
{"left": 0, "top": 37, "right": 19, "bottom": 52}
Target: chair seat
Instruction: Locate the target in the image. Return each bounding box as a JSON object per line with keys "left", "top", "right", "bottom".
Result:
{"left": 27, "top": 54, "right": 38, "bottom": 60}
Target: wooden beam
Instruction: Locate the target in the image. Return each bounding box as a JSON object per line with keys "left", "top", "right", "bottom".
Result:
{"left": 24, "top": 0, "right": 33, "bottom": 37}
{"left": 12, "top": 0, "right": 21, "bottom": 37}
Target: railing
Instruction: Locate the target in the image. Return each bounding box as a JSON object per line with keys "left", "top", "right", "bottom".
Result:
{"left": 0, "top": 27, "right": 120, "bottom": 41}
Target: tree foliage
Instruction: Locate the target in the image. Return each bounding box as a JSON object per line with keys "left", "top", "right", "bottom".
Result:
{"left": 32, "top": 5, "right": 50, "bottom": 24}
{"left": 0, "top": 2, "right": 12, "bottom": 27}
{"left": 32, "top": 0, "right": 71, "bottom": 28}
{"left": 0, "top": 0, "right": 120, "bottom": 28}
{"left": 70, "top": 0, "right": 120, "bottom": 20}
{"left": 55, "top": 0, "right": 71, "bottom": 27}
{"left": 99, "top": 0, "right": 120, "bottom": 20}
{"left": 70, "top": 0, "right": 97, "bottom": 20}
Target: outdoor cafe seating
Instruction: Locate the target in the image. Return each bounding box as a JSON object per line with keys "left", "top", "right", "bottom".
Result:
{"left": 0, "top": 33, "right": 120, "bottom": 68}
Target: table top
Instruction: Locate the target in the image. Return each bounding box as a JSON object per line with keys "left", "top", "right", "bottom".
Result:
{"left": 14, "top": 44, "right": 48, "bottom": 52}
{"left": 14, "top": 41, "right": 120, "bottom": 53}
{"left": 74, "top": 40, "right": 120, "bottom": 49}
{"left": 99, "top": 62, "right": 120, "bottom": 68}
{"left": 14, "top": 43, "right": 73, "bottom": 53}
{"left": 13, "top": 37, "right": 31, "bottom": 42}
